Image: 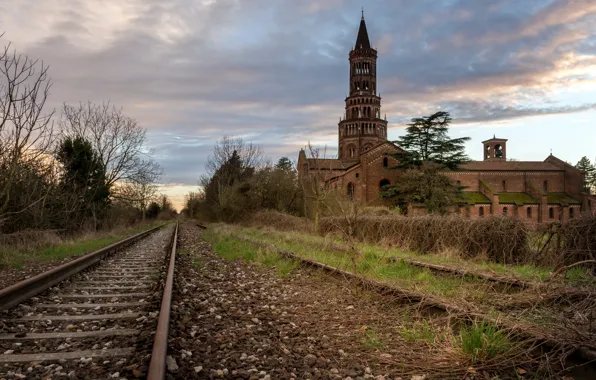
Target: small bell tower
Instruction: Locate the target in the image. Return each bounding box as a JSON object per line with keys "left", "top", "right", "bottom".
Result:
{"left": 482, "top": 136, "right": 508, "bottom": 161}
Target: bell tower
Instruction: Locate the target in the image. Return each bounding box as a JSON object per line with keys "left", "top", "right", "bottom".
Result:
{"left": 483, "top": 136, "right": 508, "bottom": 161}
{"left": 338, "top": 11, "right": 388, "bottom": 161}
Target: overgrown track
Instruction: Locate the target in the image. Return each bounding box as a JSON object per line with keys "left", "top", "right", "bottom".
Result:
{"left": 234, "top": 235, "right": 596, "bottom": 367}
{"left": 0, "top": 223, "right": 179, "bottom": 380}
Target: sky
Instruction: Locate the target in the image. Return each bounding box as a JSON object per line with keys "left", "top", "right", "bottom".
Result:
{"left": 1, "top": 0, "right": 595, "bottom": 210}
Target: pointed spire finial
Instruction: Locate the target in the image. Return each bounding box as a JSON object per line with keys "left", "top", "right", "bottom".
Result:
{"left": 362, "top": 7, "right": 364, "bottom": 20}
{"left": 493, "top": 134, "right": 496, "bottom": 139}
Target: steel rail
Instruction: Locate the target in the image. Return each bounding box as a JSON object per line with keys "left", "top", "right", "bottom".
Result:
{"left": 147, "top": 222, "right": 178, "bottom": 380}
{"left": 233, "top": 234, "right": 596, "bottom": 364}
{"left": 0, "top": 224, "right": 166, "bottom": 310}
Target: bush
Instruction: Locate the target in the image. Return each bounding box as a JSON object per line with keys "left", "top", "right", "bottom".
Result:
{"left": 538, "top": 215, "right": 596, "bottom": 267}
{"left": 241, "top": 210, "right": 313, "bottom": 233}
{"left": 0, "top": 230, "right": 62, "bottom": 252}
{"left": 319, "top": 215, "right": 530, "bottom": 264}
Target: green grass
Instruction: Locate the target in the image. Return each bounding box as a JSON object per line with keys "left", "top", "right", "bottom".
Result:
{"left": 211, "top": 224, "right": 490, "bottom": 301}
{"left": 399, "top": 319, "right": 439, "bottom": 344}
{"left": 0, "top": 222, "right": 163, "bottom": 269}
{"left": 564, "top": 267, "right": 596, "bottom": 286}
{"left": 361, "top": 326, "right": 385, "bottom": 349}
{"left": 218, "top": 224, "right": 558, "bottom": 284}
{"left": 202, "top": 229, "right": 298, "bottom": 277}
{"left": 458, "top": 321, "right": 511, "bottom": 363}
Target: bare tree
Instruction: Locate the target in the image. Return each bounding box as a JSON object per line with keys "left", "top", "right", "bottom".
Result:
{"left": 0, "top": 34, "right": 55, "bottom": 226}
{"left": 114, "top": 160, "right": 162, "bottom": 220}
{"left": 59, "top": 102, "right": 160, "bottom": 189}
{"left": 205, "top": 136, "right": 263, "bottom": 178}
{"left": 301, "top": 143, "right": 338, "bottom": 233}
{"left": 301, "top": 142, "right": 365, "bottom": 241}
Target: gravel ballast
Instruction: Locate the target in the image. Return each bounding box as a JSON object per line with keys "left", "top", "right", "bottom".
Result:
{"left": 168, "top": 223, "right": 436, "bottom": 380}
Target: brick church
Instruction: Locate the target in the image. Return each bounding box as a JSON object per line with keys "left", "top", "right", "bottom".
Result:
{"left": 298, "top": 14, "right": 596, "bottom": 224}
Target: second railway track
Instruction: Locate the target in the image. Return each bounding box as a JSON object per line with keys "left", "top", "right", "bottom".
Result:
{"left": 0, "top": 223, "right": 178, "bottom": 380}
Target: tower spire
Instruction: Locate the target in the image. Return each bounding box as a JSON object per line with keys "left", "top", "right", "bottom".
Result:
{"left": 355, "top": 11, "right": 371, "bottom": 49}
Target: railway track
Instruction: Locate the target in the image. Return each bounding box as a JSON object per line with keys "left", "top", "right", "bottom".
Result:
{"left": 0, "top": 223, "right": 178, "bottom": 380}
{"left": 232, "top": 234, "right": 596, "bottom": 366}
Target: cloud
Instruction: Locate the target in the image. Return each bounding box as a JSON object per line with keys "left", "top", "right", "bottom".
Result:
{"left": 1, "top": 0, "right": 595, "bottom": 211}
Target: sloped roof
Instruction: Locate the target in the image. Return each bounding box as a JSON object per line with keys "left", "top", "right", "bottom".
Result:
{"left": 355, "top": 17, "right": 371, "bottom": 50}
{"left": 499, "top": 193, "right": 539, "bottom": 205}
{"left": 306, "top": 158, "right": 358, "bottom": 171}
{"left": 457, "top": 192, "right": 491, "bottom": 205}
{"left": 458, "top": 161, "right": 561, "bottom": 171}
{"left": 547, "top": 193, "right": 581, "bottom": 205}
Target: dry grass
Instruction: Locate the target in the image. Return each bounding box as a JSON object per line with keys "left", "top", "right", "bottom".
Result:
{"left": 240, "top": 210, "right": 313, "bottom": 233}
{"left": 320, "top": 214, "right": 530, "bottom": 265}
{"left": 538, "top": 215, "right": 596, "bottom": 267}
{"left": 0, "top": 222, "right": 161, "bottom": 269}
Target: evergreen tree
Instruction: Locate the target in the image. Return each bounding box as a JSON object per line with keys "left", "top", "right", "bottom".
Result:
{"left": 393, "top": 111, "right": 470, "bottom": 169}
{"left": 56, "top": 136, "right": 110, "bottom": 229}
{"left": 275, "top": 157, "right": 293, "bottom": 171}
{"left": 146, "top": 201, "right": 161, "bottom": 219}
{"left": 575, "top": 156, "right": 596, "bottom": 194}
{"left": 384, "top": 111, "right": 470, "bottom": 213}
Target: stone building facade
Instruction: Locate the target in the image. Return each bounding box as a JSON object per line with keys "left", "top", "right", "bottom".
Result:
{"left": 297, "top": 15, "right": 596, "bottom": 224}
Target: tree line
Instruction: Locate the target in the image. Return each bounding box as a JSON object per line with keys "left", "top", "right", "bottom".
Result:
{"left": 183, "top": 137, "right": 303, "bottom": 221}
{"left": 0, "top": 35, "right": 170, "bottom": 234}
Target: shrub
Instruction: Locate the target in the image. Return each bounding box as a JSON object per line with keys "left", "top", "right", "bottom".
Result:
{"left": 538, "top": 215, "right": 596, "bottom": 267}
{"left": 319, "top": 215, "right": 530, "bottom": 264}
{"left": 241, "top": 210, "right": 313, "bottom": 233}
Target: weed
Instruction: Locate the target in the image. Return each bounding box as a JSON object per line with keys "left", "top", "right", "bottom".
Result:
{"left": 360, "top": 326, "right": 385, "bottom": 349}
{"left": 564, "top": 267, "right": 595, "bottom": 286}
{"left": 193, "top": 257, "right": 202, "bottom": 268}
{"left": 458, "top": 321, "right": 510, "bottom": 363}
{"left": 0, "top": 223, "right": 162, "bottom": 269}
{"left": 203, "top": 231, "right": 297, "bottom": 277}
{"left": 399, "top": 319, "right": 440, "bottom": 344}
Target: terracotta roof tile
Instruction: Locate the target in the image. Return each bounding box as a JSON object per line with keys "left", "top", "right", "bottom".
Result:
{"left": 306, "top": 159, "right": 358, "bottom": 170}
{"left": 458, "top": 161, "right": 561, "bottom": 171}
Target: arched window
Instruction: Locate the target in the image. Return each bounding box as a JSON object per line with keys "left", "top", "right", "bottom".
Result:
{"left": 502, "top": 180, "right": 507, "bottom": 192}
{"left": 549, "top": 207, "right": 554, "bottom": 219}
{"left": 486, "top": 145, "right": 492, "bottom": 158}
{"left": 527, "top": 207, "right": 532, "bottom": 218}
{"left": 543, "top": 180, "right": 548, "bottom": 192}
{"left": 379, "top": 179, "right": 390, "bottom": 191}
{"left": 347, "top": 183, "right": 355, "bottom": 200}
{"left": 479, "top": 207, "right": 484, "bottom": 217}
{"left": 502, "top": 207, "right": 508, "bottom": 216}
{"left": 495, "top": 144, "right": 503, "bottom": 158}
{"left": 383, "top": 157, "right": 388, "bottom": 168}
{"left": 349, "top": 146, "right": 356, "bottom": 158}
{"left": 569, "top": 207, "right": 574, "bottom": 219}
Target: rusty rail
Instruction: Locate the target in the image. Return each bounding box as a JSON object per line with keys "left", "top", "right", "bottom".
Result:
{"left": 147, "top": 222, "right": 178, "bottom": 380}
{"left": 0, "top": 224, "right": 166, "bottom": 310}
{"left": 233, "top": 234, "right": 596, "bottom": 364}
